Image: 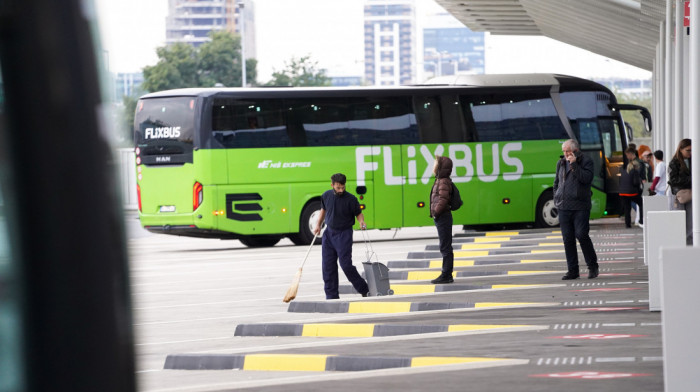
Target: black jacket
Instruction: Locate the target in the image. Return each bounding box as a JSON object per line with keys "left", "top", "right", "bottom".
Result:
{"left": 619, "top": 161, "right": 642, "bottom": 195}
{"left": 553, "top": 150, "right": 594, "bottom": 211}
{"left": 668, "top": 157, "right": 692, "bottom": 195}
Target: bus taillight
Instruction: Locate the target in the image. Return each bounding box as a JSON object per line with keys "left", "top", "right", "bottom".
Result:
{"left": 137, "top": 184, "right": 142, "bottom": 212}
{"left": 193, "top": 182, "right": 203, "bottom": 211}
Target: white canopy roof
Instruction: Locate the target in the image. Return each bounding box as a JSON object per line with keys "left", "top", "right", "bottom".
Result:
{"left": 435, "top": 0, "right": 666, "bottom": 71}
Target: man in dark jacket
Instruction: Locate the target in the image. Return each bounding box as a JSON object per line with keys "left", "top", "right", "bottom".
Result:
{"left": 429, "top": 155, "right": 455, "bottom": 284}
{"left": 313, "top": 173, "right": 369, "bottom": 299}
{"left": 553, "top": 139, "right": 599, "bottom": 280}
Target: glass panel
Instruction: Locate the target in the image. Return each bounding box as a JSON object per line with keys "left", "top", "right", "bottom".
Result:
{"left": 464, "top": 92, "right": 568, "bottom": 142}
{"left": 0, "top": 59, "right": 25, "bottom": 392}
{"left": 134, "top": 97, "right": 195, "bottom": 164}
{"left": 211, "top": 98, "right": 291, "bottom": 148}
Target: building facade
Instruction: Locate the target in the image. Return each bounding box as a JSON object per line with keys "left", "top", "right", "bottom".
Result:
{"left": 363, "top": 0, "right": 416, "bottom": 86}
{"left": 166, "top": 0, "right": 255, "bottom": 59}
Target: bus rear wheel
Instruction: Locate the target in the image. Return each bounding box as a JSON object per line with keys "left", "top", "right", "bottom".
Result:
{"left": 535, "top": 190, "right": 559, "bottom": 228}
{"left": 289, "top": 200, "right": 322, "bottom": 246}
{"left": 239, "top": 235, "right": 281, "bottom": 248}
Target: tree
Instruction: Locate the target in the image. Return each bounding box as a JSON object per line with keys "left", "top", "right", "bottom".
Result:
{"left": 266, "top": 55, "right": 331, "bottom": 87}
{"left": 141, "top": 43, "right": 198, "bottom": 92}
{"left": 141, "top": 31, "right": 257, "bottom": 92}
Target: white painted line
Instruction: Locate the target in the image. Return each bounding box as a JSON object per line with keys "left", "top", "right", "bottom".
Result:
{"left": 595, "top": 357, "right": 636, "bottom": 362}
{"left": 602, "top": 323, "right": 636, "bottom": 327}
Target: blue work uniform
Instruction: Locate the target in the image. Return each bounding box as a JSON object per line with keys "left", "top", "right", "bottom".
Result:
{"left": 320, "top": 189, "right": 369, "bottom": 299}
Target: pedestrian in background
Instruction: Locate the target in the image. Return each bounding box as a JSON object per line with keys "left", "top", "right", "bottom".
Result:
{"left": 619, "top": 147, "right": 645, "bottom": 228}
{"left": 668, "top": 138, "right": 693, "bottom": 245}
{"left": 313, "top": 173, "right": 370, "bottom": 299}
{"left": 641, "top": 150, "right": 654, "bottom": 195}
{"left": 649, "top": 150, "right": 667, "bottom": 196}
{"left": 553, "top": 139, "right": 599, "bottom": 280}
{"left": 429, "top": 155, "right": 455, "bottom": 284}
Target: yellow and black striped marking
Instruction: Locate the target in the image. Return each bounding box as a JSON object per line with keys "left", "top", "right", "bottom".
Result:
{"left": 164, "top": 353, "right": 517, "bottom": 371}
{"left": 388, "top": 283, "right": 553, "bottom": 295}
{"left": 392, "top": 269, "right": 563, "bottom": 281}
{"left": 234, "top": 323, "right": 537, "bottom": 337}
{"left": 387, "top": 258, "right": 564, "bottom": 269}
{"left": 287, "top": 301, "right": 548, "bottom": 314}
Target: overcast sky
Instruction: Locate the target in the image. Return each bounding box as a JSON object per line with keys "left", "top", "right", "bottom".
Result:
{"left": 95, "top": 0, "right": 652, "bottom": 82}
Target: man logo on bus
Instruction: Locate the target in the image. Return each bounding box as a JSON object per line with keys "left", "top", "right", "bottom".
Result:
{"left": 144, "top": 126, "right": 181, "bottom": 139}
{"left": 356, "top": 142, "right": 524, "bottom": 186}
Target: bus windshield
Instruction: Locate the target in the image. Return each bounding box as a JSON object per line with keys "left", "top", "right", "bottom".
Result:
{"left": 134, "top": 97, "right": 196, "bottom": 165}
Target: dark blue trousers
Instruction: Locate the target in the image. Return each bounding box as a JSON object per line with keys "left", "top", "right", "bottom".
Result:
{"left": 558, "top": 209, "right": 598, "bottom": 276}
{"left": 434, "top": 212, "right": 454, "bottom": 274}
{"left": 322, "top": 227, "right": 369, "bottom": 299}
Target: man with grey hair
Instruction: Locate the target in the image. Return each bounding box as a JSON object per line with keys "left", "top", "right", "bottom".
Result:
{"left": 553, "top": 139, "right": 599, "bottom": 280}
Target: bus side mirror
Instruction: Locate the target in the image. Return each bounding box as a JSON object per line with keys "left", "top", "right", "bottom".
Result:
{"left": 611, "top": 104, "right": 652, "bottom": 133}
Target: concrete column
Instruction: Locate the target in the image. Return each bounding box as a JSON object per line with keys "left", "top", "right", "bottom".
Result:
{"left": 690, "top": 0, "right": 700, "bottom": 245}
{"left": 660, "top": 246, "right": 700, "bottom": 391}
{"left": 646, "top": 210, "right": 685, "bottom": 311}
{"left": 666, "top": 0, "right": 675, "bottom": 150}
{"left": 674, "top": 0, "right": 685, "bottom": 146}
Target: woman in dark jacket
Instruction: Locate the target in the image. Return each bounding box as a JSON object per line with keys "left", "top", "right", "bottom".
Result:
{"left": 429, "top": 155, "right": 455, "bottom": 284}
{"left": 619, "top": 147, "right": 644, "bottom": 228}
{"left": 668, "top": 138, "right": 692, "bottom": 245}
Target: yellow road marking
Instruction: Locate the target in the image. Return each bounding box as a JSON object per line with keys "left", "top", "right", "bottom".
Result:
{"left": 302, "top": 324, "right": 375, "bottom": 337}
{"left": 244, "top": 354, "right": 329, "bottom": 371}
{"left": 530, "top": 250, "right": 560, "bottom": 254}
{"left": 460, "top": 243, "right": 502, "bottom": 250}
{"left": 537, "top": 242, "right": 563, "bottom": 246}
{"left": 411, "top": 356, "right": 507, "bottom": 367}
{"left": 348, "top": 302, "right": 412, "bottom": 313}
{"left": 485, "top": 231, "right": 520, "bottom": 236}
{"left": 455, "top": 250, "right": 490, "bottom": 257}
{"left": 406, "top": 271, "right": 455, "bottom": 280}
{"left": 474, "top": 236, "right": 510, "bottom": 242}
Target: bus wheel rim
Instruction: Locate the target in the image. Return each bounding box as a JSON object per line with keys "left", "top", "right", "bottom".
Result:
{"left": 542, "top": 200, "right": 558, "bottom": 226}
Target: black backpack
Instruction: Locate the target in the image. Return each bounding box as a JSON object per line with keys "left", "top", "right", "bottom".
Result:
{"left": 450, "top": 182, "right": 463, "bottom": 211}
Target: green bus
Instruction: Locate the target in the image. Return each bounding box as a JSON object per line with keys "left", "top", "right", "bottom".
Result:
{"left": 134, "top": 74, "right": 651, "bottom": 247}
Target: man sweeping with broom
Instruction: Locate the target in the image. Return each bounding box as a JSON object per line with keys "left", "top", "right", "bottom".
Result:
{"left": 312, "top": 173, "right": 370, "bottom": 299}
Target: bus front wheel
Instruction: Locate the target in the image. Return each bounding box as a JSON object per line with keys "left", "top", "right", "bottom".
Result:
{"left": 535, "top": 190, "right": 559, "bottom": 228}
{"left": 239, "top": 235, "right": 281, "bottom": 248}
{"left": 289, "top": 200, "right": 323, "bottom": 246}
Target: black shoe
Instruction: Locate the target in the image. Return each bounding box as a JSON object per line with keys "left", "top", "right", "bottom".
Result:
{"left": 588, "top": 266, "right": 599, "bottom": 279}
{"left": 361, "top": 291, "right": 369, "bottom": 297}
{"left": 561, "top": 274, "right": 580, "bottom": 280}
{"left": 431, "top": 274, "right": 454, "bottom": 284}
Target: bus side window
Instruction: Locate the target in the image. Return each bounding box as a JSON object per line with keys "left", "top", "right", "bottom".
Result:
{"left": 413, "top": 96, "right": 442, "bottom": 143}
{"left": 439, "top": 95, "right": 468, "bottom": 143}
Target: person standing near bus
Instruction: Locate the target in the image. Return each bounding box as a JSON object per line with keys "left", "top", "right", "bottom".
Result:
{"left": 619, "top": 147, "right": 645, "bottom": 229}
{"left": 649, "top": 150, "right": 667, "bottom": 196}
{"left": 668, "top": 138, "right": 693, "bottom": 245}
{"left": 429, "top": 155, "right": 455, "bottom": 284}
{"left": 313, "top": 173, "right": 370, "bottom": 299}
{"left": 554, "top": 139, "right": 599, "bottom": 280}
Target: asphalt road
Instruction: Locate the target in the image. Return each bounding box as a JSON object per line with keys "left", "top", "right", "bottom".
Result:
{"left": 127, "top": 216, "right": 662, "bottom": 392}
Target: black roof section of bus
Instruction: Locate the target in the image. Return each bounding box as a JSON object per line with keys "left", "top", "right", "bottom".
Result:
{"left": 138, "top": 73, "right": 613, "bottom": 99}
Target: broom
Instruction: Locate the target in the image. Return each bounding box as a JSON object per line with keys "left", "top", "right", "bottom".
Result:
{"left": 283, "top": 233, "right": 318, "bottom": 303}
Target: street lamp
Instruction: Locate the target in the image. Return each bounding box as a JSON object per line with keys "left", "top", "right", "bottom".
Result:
{"left": 238, "top": 0, "right": 246, "bottom": 87}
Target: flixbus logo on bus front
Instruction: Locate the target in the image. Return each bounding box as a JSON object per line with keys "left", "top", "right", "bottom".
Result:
{"left": 356, "top": 142, "right": 524, "bottom": 186}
